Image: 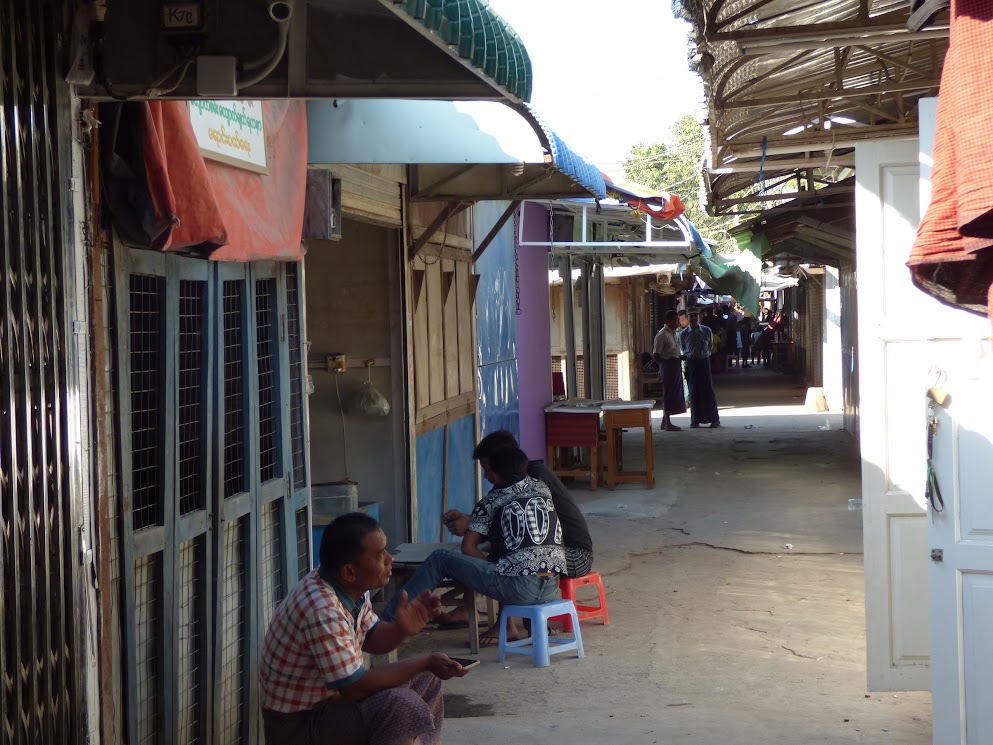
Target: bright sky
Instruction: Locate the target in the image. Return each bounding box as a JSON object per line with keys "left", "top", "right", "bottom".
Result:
{"left": 487, "top": 0, "right": 706, "bottom": 179}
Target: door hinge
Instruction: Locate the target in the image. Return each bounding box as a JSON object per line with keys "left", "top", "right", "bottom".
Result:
{"left": 930, "top": 548, "right": 943, "bottom": 562}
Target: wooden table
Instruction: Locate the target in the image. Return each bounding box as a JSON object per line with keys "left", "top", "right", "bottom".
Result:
{"left": 544, "top": 400, "right": 605, "bottom": 489}
{"left": 390, "top": 542, "right": 497, "bottom": 654}
{"left": 601, "top": 400, "right": 656, "bottom": 490}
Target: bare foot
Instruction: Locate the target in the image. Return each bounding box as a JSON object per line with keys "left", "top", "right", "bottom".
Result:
{"left": 434, "top": 606, "right": 472, "bottom": 628}
{"left": 480, "top": 619, "right": 522, "bottom": 646}
{"left": 664, "top": 424, "right": 682, "bottom": 432}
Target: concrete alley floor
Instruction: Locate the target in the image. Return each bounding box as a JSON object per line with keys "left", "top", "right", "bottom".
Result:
{"left": 403, "top": 367, "right": 933, "bottom": 744}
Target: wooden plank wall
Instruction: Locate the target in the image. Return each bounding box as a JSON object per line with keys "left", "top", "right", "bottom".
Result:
{"left": 408, "top": 202, "right": 478, "bottom": 437}
{"left": 336, "top": 164, "right": 407, "bottom": 227}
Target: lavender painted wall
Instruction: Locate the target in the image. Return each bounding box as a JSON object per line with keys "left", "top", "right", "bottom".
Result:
{"left": 516, "top": 202, "right": 553, "bottom": 460}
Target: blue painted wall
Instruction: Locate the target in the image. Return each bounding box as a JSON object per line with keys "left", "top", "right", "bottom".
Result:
{"left": 474, "top": 201, "right": 520, "bottom": 442}
{"left": 414, "top": 414, "right": 477, "bottom": 544}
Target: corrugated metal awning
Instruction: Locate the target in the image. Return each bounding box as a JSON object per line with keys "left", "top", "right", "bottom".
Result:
{"left": 381, "top": 0, "right": 532, "bottom": 102}
{"left": 307, "top": 99, "right": 607, "bottom": 200}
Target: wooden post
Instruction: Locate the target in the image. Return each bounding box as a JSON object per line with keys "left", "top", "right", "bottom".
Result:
{"left": 439, "top": 423, "right": 450, "bottom": 542}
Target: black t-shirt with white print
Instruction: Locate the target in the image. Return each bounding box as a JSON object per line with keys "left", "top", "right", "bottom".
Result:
{"left": 467, "top": 475, "right": 566, "bottom": 576}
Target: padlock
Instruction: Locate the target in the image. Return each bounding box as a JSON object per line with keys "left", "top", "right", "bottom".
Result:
{"left": 927, "top": 385, "right": 950, "bottom": 407}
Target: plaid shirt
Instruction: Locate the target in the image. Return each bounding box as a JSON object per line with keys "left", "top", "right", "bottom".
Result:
{"left": 259, "top": 568, "right": 378, "bottom": 713}
{"left": 680, "top": 324, "right": 713, "bottom": 360}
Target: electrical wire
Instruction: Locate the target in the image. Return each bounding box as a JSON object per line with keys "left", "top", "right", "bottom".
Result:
{"left": 237, "top": 21, "right": 289, "bottom": 91}
{"left": 334, "top": 373, "right": 350, "bottom": 480}
{"left": 97, "top": 41, "right": 198, "bottom": 100}
{"left": 147, "top": 56, "right": 195, "bottom": 97}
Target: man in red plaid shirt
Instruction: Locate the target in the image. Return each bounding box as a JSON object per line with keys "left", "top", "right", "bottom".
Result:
{"left": 260, "top": 512, "right": 469, "bottom": 745}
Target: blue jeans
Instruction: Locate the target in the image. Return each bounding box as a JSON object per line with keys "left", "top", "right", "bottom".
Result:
{"left": 383, "top": 550, "right": 560, "bottom": 621}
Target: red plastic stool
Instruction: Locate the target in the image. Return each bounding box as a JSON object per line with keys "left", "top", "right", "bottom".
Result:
{"left": 556, "top": 572, "right": 609, "bottom": 632}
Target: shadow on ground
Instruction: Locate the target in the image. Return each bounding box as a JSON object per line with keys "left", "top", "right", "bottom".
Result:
{"left": 400, "top": 367, "right": 932, "bottom": 744}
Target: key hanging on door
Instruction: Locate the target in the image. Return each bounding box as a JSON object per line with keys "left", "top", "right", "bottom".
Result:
{"left": 925, "top": 401, "right": 944, "bottom": 514}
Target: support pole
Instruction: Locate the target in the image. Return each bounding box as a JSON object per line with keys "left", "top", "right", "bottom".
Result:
{"left": 579, "top": 260, "right": 593, "bottom": 399}
{"left": 560, "top": 255, "right": 578, "bottom": 398}
{"left": 589, "top": 261, "right": 607, "bottom": 400}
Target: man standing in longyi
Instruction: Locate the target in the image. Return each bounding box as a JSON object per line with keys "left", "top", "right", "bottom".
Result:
{"left": 653, "top": 309, "right": 686, "bottom": 431}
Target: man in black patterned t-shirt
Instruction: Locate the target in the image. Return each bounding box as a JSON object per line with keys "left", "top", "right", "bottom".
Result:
{"left": 445, "top": 430, "right": 594, "bottom": 578}
{"left": 382, "top": 447, "right": 562, "bottom": 624}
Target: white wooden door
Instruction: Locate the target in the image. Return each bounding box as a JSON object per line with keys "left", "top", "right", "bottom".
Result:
{"left": 855, "top": 137, "right": 932, "bottom": 691}
{"left": 916, "top": 98, "right": 993, "bottom": 745}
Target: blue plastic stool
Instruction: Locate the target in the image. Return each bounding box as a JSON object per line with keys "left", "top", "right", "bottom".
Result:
{"left": 498, "top": 599, "right": 585, "bottom": 668}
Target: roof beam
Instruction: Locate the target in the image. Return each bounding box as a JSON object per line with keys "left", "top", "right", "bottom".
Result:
{"left": 717, "top": 201, "right": 855, "bottom": 217}
{"left": 410, "top": 201, "right": 472, "bottom": 260}
{"left": 720, "top": 79, "right": 941, "bottom": 109}
{"left": 709, "top": 156, "right": 855, "bottom": 173}
{"left": 739, "top": 28, "right": 948, "bottom": 55}
{"left": 855, "top": 44, "right": 933, "bottom": 79}
{"left": 719, "top": 51, "right": 813, "bottom": 102}
{"left": 707, "top": 13, "right": 934, "bottom": 42}
{"left": 722, "top": 123, "right": 918, "bottom": 158}
{"left": 471, "top": 200, "right": 521, "bottom": 263}
{"left": 713, "top": 184, "right": 854, "bottom": 207}
{"left": 723, "top": 57, "right": 940, "bottom": 104}
{"left": 415, "top": 164, "right": 479, "bottom": 199}
{"left": 713, "top": 0, "right": 779, "bottom": 32}
{"left": 788, "top": 231, "right": 854, "bottom": 260}
{"left": 837, "top": 96, "right": 901, "bottom": 124}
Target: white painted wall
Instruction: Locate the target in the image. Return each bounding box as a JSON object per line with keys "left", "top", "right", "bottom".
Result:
{"left": 822, "top": 265, "right": 843, "bottom": 411}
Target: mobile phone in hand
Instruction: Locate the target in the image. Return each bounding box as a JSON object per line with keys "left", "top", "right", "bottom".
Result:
{"left": 448, "top": 656, "right": 480, "bottom": 670}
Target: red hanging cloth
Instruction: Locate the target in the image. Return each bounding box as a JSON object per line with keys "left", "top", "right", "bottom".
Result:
{"left": 140, "top": 99, "right": 307, "bottom": 262}
{"left": 908, "top": 0, "right": 993, "bottom": 332}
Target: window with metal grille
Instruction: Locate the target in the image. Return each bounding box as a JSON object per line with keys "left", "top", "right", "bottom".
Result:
{"left": 295, "top": 508, "right": 311, "bottom": 580}
{"left": 129, "top": 274, "right": 164, "bottom": 530}
{"left": 218, "top": 518, "right": 247, "bottom": 745}
{"left": 551, "top": 355, "right": 617, "bottom": 399}
{"left": 176, "top": 537, "right": 204, "bottom": 745}
{"left": 286, "top": 265, "right": 307, "bottom": 489}
{"left": 134, "top": 555, "right": 162, "bottom": 744}
{"left": 255, "top": 278, "right": 280, "bottom": 483}
{"left": 116, "top": 254, "right": 311, "bottom": 745}
{"left": 178, "top": 280, "right": 207, "bottom": 515}
{"left": 223, "top": 281, "right": 247, "bottom": 499}
{"left": 260, "top": 500, "right": 284, "bottom": 628}
{"left": 606, "top": 354, "right": 619, "bottom": 400}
